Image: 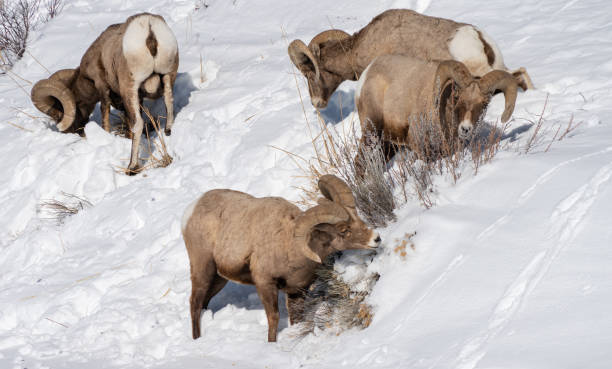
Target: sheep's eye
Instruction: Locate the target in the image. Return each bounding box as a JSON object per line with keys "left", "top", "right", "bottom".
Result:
{"left": 341, "top": 230, "right": 352, "bottom": 238}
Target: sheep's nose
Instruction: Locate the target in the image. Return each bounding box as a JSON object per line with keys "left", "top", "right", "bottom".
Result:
{"left": 458, "top": 122, "right": 473, "bottom": 139}
{"left": 374, "top": 236, "right": 381, "bottom": 244}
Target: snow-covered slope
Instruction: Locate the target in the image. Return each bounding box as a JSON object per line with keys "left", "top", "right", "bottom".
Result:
{"left": 1, "top": 0, "right": 611, "bottom": 368}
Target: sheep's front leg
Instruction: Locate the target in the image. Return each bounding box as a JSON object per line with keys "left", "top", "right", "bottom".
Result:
{"left": 162, "top": 73, "right": 175, "bottom": 136}
{"left": 94, "top": 81, "right": 112, "bottom": 132}
{"left": 100, "top": 91, "right": 112, "bottom": 132}
{"left": 124, "top": 86, "right": 144, "bottom": 175}
{"left": 255, "top": 281, "right": 279, "bottom": 342}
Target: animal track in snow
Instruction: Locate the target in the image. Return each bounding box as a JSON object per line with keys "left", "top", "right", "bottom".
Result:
{"left": 477, "top": 146, "right": 612, "bottom": 241}
{"left": 455, "top": 160, "right": 612, "bottom": 369}
{"left": 391, "top": 254, "right": 465, "bottom": 334}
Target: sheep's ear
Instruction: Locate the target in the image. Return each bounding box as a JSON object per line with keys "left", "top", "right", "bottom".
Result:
{"left": 288, "top": 40, "right": 320, "bottom": 79}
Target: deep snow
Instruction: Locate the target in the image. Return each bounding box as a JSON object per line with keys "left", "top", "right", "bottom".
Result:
{"left": 1, "top": 0, "right": 611, "bottom": 368}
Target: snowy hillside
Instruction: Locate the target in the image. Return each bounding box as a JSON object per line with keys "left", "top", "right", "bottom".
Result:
{"left": 1, "top": 0, "right": 611, "bottom": 368}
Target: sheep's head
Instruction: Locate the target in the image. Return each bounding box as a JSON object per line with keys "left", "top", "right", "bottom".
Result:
{"left": 454, "top": 83, "right": 488, "bottom": 139}
{"left": 288, "top": 30, "right": 350, "bottom": 109}
{"left": 436, "top": 61, "right": 518, "bottom": 140}
{"left": 294, "top": 175, "right": 380, "bottom": 263}
{"left": 31, "top": 69, "right": 80, "bottom": 132}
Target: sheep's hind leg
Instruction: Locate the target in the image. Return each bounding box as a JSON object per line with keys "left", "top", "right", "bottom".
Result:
{"left": 124, "top": 86, "right": 144, "bottom": 175}
{"left": 207, "top": 274, "right": 228, "bottom": 304}
{"left": 190, "top": 265, "right": 225, "bottom": 339}
{"left": 98, "top": 88, "right": 112, "bottom": 132}
{"left": 162, "top": 73, "right": 175, "bottom": 136}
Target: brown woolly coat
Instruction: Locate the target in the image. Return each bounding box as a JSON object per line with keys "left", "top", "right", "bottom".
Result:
{"left": 183, "top": 190, "right": 321, "bottom": 292}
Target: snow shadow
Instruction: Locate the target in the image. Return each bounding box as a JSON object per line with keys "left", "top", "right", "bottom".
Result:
{"left": 502, "top": 122, "right": 532, "bottom": 142}
{"left": 470, "top": 121, "right": 500, "bottom": 146}
{"left": 318, "top": 89, "right": 355, "bottom": 124}
{"left": 146, "top": 72, "right": 198, "bottom": 126}
{"left": 208, "top": 282, "right": 289, "bottom": 329}
{"left": 471, "top": 120, "right": 531, "bottom": 148}
{"left": 90, "top": 72, "right": 198, "bottom": 133}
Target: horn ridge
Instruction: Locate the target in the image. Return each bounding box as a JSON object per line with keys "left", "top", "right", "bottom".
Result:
{"left": 479, "top": 70, "right": 518, "bottom": 123}
{"left": 288, "top": 39, "right": 320, "bottom": 80}
{"left": 293, "top": 203, "right": 350, "bottom": 263}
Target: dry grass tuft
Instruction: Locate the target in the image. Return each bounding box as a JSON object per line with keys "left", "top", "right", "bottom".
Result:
{"left": 38, "top": 192, "right": 92, "bottom": 224}
{"left": 0, "top": 0, "right": 40, "bottom": 68}
{"left": 115, "top": 107, "right": 173, "bottom": 175}
{"left": 282, "top": 57, "right": 512, "bottom": 213}
{"left": 334, "top": 126, "right": 396, "bottom": 227}
{"left": 110, "top": 111, "right": 130, "bottom": 138}
{"left": 44, "top": 0, "right": 63, "bottom": 20}
{"left": 142, "top": 107, "right": 173, "bottom": 170}
{"left": 1, "top": 0, "right": 64, "bottom": 69}
{"left": 292, "top": 254, "right": 377, "bottom": 337}
{"left": 393, "top": 232, "right": 417, "bottom": 260}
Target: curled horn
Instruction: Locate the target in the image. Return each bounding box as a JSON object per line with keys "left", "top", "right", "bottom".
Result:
{"left": 308, "top": 29, "right": 351, "bottom": 53}
{"left": 318, "top": 174, "right": 356, "bottom": 211}
{"left": 294, "top": 204, "right": 350, "bottom": 263}
{"left": 478, "top": 70, "right": 518, "bottom": 123}
{"left": 49, "top": 68, "right": 79, "bottom": 85}
{"left": 31, "top": 69, "right": 78, "bottom": 132}
{"left": 434, "top": 60, "right": 473, "bottom": 93}
{"left": 288, "top": 39, "right": 320, "bottom": 80}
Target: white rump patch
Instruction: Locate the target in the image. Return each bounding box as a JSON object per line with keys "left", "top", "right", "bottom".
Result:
{"left": 449, "top": 25, "right": 497, "bottom": 77}
{"left": 478, "top": 29, "right": 506, "bottom": 70}
{"left": 149, "top": 16, "right": 178, "bottom": 74}
{"left": 122, "top": 14, "right": 178, "bottom": 82}
{"left": 181, "top": 198, "right": 199, "bottom": 233}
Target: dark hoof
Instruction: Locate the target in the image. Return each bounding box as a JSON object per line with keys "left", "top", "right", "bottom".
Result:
{"left": 165, "top": 128, "right": 172, "bottom": 136}
{"left": 192, "top": 325, "right": 201, "bottom": 340}
{"left": 126, "top": 165, "right": 142, "bottom": 176}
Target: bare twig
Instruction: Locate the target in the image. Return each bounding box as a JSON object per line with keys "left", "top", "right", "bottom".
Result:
{"left": 524, "top": 94, "right": 549, "bottom": 154}
{"left": 44, "top": 0, "right": 63, "bottom": 20}
{"left": 199, "top": 53, "right": 205, "bottom": 83}
{"left": 545, "top": 125, "right": 561, "bottom": 152}
{"left": 45, "top": 317, "right": 69, "bottom": 328}
{"left": 25, "top": 49, "right": 50, "bottom": 74}
{"left": 39, "top": 192, "right": 92, "bottom": 224}
{"left": 557, "top": 114, "right": 582, "bottom": 141}
{"left": 5, "top": 120, "right": 33, "bottom": 131}
{"left": 0, "top": 0, "right": 41, "bottom": 67}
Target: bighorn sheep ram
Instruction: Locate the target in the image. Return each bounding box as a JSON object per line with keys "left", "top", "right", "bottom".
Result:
{"left": 182, "top": 175, "right": 381, "bottom": 342}
{"left": 30, "top": 13, "right": 178, "bottom": 174}
{"left": 288, "top": 9, "right": 532, "bottom": 109}
{"left": 355, "top": 54, "right": 518, "bottom": 163}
